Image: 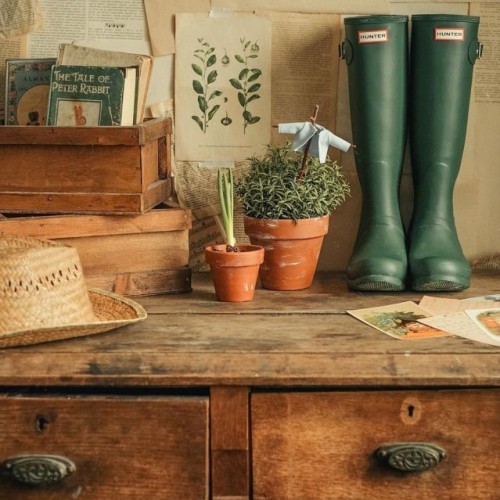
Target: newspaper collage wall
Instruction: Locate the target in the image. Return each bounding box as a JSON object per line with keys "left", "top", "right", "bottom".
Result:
{"left": 2, "top": 0, "right": 499, "bottom": 271}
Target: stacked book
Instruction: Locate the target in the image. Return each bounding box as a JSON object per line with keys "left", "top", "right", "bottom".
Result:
{"left": 5, "top": 43, "right": 153, "bottom": 127}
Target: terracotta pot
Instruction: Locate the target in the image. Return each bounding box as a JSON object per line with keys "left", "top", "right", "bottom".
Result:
{"left": 244, "top": 215, "right": 329, "bottom": 291}
{"left": 204, "top": 244, "right": 264, "bottom": 302}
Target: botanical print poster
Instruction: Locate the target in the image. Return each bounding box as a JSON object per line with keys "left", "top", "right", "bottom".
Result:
{"left": 175, "top": 13, "right": 271, "bottom": 161}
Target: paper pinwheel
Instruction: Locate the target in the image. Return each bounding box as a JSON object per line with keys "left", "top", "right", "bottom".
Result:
{"left": 278, "top": 106, "right": 352, "bottom": 164}
{"left": 277, "top": 105, "right": 353, "bottom": 180}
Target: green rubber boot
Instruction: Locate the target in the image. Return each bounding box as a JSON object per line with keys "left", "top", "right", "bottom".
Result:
{"left": 341, "top": 16, "right": 409, "bottom": 291}
{"left": 409, "top": 15, "right": 482, "bottom": 291}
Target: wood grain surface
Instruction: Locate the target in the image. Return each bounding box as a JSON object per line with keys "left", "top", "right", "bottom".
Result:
{"left": 0, "top": 272, "right": 498, "bottom": 387}
{"left": 0, "top": 118, "right": 171, "bottom": 214}
{"left": 252, "top": 390, "right": 499, "bottom": 499}
{"left": 0, "top": 395, "right": 208, "bottom": 499}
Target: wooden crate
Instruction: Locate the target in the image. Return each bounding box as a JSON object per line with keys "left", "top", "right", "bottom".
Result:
{"left": 0, "top": 117, "right": 172, "bottom": 214}
{"left": 0, "top": 207, "right": 192, "bottom": 296}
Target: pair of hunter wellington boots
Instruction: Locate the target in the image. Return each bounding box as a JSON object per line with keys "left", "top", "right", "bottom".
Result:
{"left": 341, "top": 14, "right": 482, "bottom": 292}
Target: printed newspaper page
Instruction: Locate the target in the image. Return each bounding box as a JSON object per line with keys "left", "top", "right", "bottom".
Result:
{"left": 143, "top": 0, "right": 210, "bottom": 56}
{"left": 0, "top": 0, "right": 42, "bottom": 121}
{"left": 0, "top": 0, "right": 43, "bottom": 39}
{"left": 264, "top": 11, "right": 341, "bottom": 147}
{"left": 212, "top": 0, "right": 389, "bottom": 15}
{"left": 472, "top": 3, "right": 500, "bottom": 104}
{"left": 24, "top": 0, "right": 150, "bottom": 59}
{"left": 468, "top": 2, "right": 500, "bottom": 261}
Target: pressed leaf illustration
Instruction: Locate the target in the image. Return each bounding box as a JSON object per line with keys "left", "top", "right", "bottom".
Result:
{"left": 191, "top": 38, "right": 223, "bottom": 133}
{"left": 231, "top": 38, "right": 262, "bottom": 133}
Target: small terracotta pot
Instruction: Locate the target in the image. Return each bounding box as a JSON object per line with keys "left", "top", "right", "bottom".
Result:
{"left": 244, "top": 215, "right": 329, "bottom": 291}
{"left": 205, "top": 244, "right": 264, "bottom": 302}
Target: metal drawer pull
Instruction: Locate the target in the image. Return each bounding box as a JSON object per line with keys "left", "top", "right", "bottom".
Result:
{"left": 3, "top": 455, "right": 75, "bottom": 486}
{"left": 376, "top": 443, "right": 446, "bottom": 472}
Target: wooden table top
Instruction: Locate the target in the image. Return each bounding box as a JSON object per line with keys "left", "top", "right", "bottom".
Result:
{"left": 0, "top": 272, "right": 498, "bottom": 388}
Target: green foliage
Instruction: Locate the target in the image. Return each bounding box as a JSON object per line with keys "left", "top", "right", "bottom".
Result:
{"left": 231, "top": 38, "right": 262, "bottom": 134}
{"left": 191, "top": 38, "right": 222, "bottom": 133}
{"left": 218, "top": 168, "right": 236, "bottom": 248}
{"left": 236, "top": 143, "right": 350, "bottom": 220}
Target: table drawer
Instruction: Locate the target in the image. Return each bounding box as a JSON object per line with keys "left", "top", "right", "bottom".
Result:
{"left": 252, "top": 390, "right": 499, "bottom": 499}
{"left": 0, "top": 395, "right": 208, "bottom": 499}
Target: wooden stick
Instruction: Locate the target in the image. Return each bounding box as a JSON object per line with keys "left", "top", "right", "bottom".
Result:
{"left": 297, "top": 105, "right": 319, "bottom": 182}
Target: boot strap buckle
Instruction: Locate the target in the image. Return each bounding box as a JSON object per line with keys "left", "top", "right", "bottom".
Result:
{"left": 469, "top": 39, "right": 483, "bottom": 64}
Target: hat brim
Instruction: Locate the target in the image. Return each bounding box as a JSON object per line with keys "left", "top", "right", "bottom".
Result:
{"left": 0, "top": 288, "right": 147, "bottom": 349}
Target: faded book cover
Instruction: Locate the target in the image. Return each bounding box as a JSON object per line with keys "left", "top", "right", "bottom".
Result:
{"left": 57, "top": 44, "right": 153, "bottom": 122}
{"left": 46, "top": 65, "right": 138, "bottom": 126}
{"left": 5, "top": 58, "right": 56, "bottom": 126}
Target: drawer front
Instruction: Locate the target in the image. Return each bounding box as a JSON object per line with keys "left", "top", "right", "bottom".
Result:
{"left": 0, "top": 395, "right": 208, "bottom": 499}
{"left": 252, "top": 390, "right": 499, "bottom": 499}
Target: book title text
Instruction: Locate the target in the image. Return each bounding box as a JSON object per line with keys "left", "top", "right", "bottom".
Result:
{"left": 51, "top": 70, "right": 111, "bottom": 95}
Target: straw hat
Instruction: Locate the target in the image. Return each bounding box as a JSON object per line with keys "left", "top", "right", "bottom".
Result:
{"left": 0, "top": 235, "right": 147, "bottom": 348}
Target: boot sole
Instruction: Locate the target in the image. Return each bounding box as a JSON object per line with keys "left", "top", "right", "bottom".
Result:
{"left": 348, "top": 275, "right": 405, "bottom": 292}
{"left": 411, "top": 278, "right": 469, "bottom": 292}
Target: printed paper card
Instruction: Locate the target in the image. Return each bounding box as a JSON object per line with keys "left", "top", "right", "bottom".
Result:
{"left": 417, "top": 296, "right": 500, "bottom": 347}
{"left": 347, "top": 301, "right": 449, "bottom": 340}
{"left": 419, "top": 295, "right": 499, "bottom": 316}
{"left": 419, "top": 312, "right": 500, "bottom": 348}
{"left": 175, "top": 12, "right": 271, "bottom": 161}
{"left": 462, "top": 294, "right": 500, "bottom": 303}
{"left": 465, "top": 308, "right": 500, "bottom": 342}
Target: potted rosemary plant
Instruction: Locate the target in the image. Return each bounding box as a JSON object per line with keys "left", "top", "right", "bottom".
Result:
{"left": 204, "top": 168, "right": 264, "bottom": 302}
{"left": 236, "top": 110, "right": 351, "bottom": 290}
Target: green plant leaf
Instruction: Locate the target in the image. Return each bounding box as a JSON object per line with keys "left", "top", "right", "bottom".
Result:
{"left": 248, "top": 69, "right": 261, "bottom": 82}
{"left": 249, "top": 116, "right": 260, "bottom": 124}
{"left": 248, "top": 83, "right": 261, "bottom": 93}
{"left": 193, "top": 80, "right": 204, "bottom": 94}
{"left": 230, "top": 78, "right": 243, "bottom": 90}
{"left": 217, "top": 168, "right": 236, "bottom": 246}
{"left": 191, "top": 64, "right": 203, "bottom": 76}
{"left": 207, "top": 70, "right": 217, "bottom": 84}
{"left": 247, "top": 94, "right": 260, "bottom": 103}
{"left": 206, "top": 47, "right": 215, "bottom": 55}
{"left": 239, "top": 68, "right": 249, "bottom": 80}
{"left": 235, "top": 54, "right": 245, "bottom": 63}
{"left": 234, "top": 143, "right": 350, "bottom": 220}
{"left": 207, "top": 54, "right": 217, "bottom": 67}
{"left": 198, "top": 95, "right": 208, "bottom": 112}
{"left": 248, "top": 54, "right": 258, "bottom": 58}
{"left": 243, "top": 110, "right": 252, "bottom": 121}
{"left": 238, "top": 92, "right": 246, "bottom": 107}
{"left": 192, "top": 116, "right": 204, "bottom": 131}
{"left": 208, "top": 104, "right": 220, "bottom": 121}
{"left": 208, "top": 90, "right": 223, "bottom": 100}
